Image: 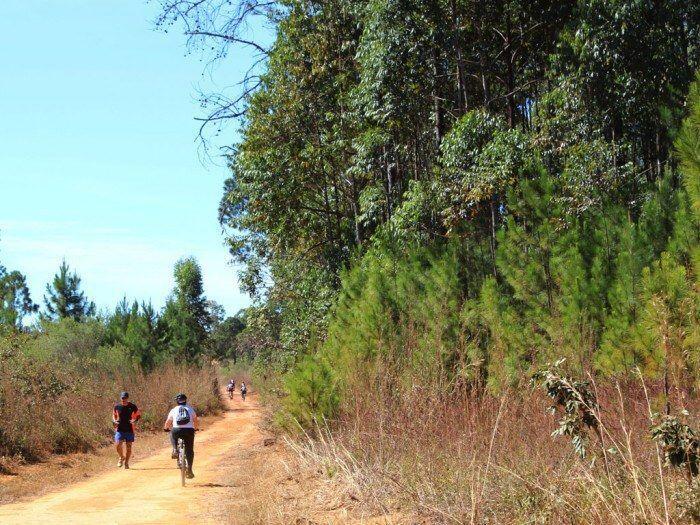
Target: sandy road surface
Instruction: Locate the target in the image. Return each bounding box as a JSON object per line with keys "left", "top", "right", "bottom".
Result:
{"left": 0, "top": 393, "right": 262, "bottom": 525}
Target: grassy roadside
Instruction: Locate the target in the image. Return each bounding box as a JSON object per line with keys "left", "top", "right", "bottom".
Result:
{"left": 277, "top": 379, "right": 699, "bottom": 525}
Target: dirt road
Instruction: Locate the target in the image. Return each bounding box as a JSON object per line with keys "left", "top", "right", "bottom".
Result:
{"left": 0, "top": 393, "right": 263, "bottom": 524}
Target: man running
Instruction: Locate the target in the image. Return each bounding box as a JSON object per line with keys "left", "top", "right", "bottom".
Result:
{"left": 112, "top": 391, "right": 141, "bottom": 469}
{"left": 164, "top": 393, "right": 199, "bottom": 479}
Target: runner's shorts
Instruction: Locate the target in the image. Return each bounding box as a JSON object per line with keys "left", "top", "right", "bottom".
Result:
{"left": 115, "top": 431, "right": 135, "bottom": 443}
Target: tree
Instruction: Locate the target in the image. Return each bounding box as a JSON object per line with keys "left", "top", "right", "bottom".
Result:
{"left": 43, "top": 260, "right": 95, "bottom": 321}
{"left": 676, "top": 72, "right": 700, "bottom": 277}
{"left": 0, "top": 238, "right": 38, "bottom": 330}
{"left": 0, "top": 265, "right": 37, "bottom": 330}
{"left": 123, "top": 302, "right": 160, "bottom": 371}
{"left": 208, "top": 313, "right": 246, "bottom": 361}
{"left": 160, "top": 0, "right": 700, "bottom": 398}
{"left": 160, "top": 257, "right": 211, "bottom": 361}
{"left": 105, "top": 298, "right": 161, "bottom": 371}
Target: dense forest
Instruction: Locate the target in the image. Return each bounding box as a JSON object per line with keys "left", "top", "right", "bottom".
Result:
{"left": 157, "top": 0, "right": 700, "bottom": 400}
{"left": 154, "top": 2, "right": 700, "bottom": 519}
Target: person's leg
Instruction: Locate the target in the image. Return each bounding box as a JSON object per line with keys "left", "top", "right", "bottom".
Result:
{"left": 115, "top": 437, "right": 124, "bottom": 466}
{"left": 184, "top": 428, "right": 195, "bottom": 475}
{"left": 170, "top": 429, "right": 178, "bottom": 458}
{"left": 124, "top": 441, "right": 132, "bottom": 467}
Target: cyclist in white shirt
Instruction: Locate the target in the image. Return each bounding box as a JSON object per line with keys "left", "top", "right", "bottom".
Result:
{"left": 163, "top": 393, "right": 199, "bottom": 479}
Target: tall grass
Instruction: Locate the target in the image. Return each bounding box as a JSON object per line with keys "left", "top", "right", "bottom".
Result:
{"left": 287, "top": 378, "right": 698, "bottom": 524}
{"left": 0, "top": 332, "right": 221, "bottom": 462}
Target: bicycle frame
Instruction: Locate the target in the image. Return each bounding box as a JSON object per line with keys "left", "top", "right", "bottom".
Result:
{"left": 177, "top": 437, "right": 188, "bottom": 487}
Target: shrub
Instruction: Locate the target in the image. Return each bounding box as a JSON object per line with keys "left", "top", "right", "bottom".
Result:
{"left": 0, "top": 330, "right": 221, "bottom": 461}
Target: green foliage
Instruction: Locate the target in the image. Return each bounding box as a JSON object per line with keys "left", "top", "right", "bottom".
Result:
{"left": 42, "top": 260, "right": 95, "bottom": 321}
{"left": 281, "top": 353, "right": 339, "bottom": 430}
{"left": 651, "top": 413, "right": 700, "bottom": 479}
{"left": 0, "top": 264, "right": 37, "bottom": 330}
{"left": 676, "top": 72, "right": 700, "bottom": 277}
{"left": 532, "top": 360, "right": 600, "bottom": 458}
{"left": 158, "top": 1, "right": 700, "bottom": 433}
{"left": 208, "top": 313, "right": 246, "bottom": 361}
{"left": 159, "top": 257, "right": 212, "bottom": 361}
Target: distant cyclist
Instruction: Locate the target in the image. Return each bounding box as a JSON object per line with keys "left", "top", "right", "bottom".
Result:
{"left": 240, "top": 382, "right": 247, "bottom": 401}
{"left": 226, "top": 379, "right": 235, "bottom": 399}
{"left": 163, "top": 393, "right": 199, "bottom": 479}
{"left": 112, "top": 391, "right": 141, "bottom": 469}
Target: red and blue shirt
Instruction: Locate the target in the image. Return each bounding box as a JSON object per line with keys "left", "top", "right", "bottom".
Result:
{"left": 113, "top": 402, "right": 140, "bottom": 433}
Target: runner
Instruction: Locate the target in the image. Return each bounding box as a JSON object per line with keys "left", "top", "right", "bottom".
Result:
{"left": 112, "top": 391, "right": 141, "bottom": 469}
{"left": 163, "top": 393, "right": 199, "bottom": 479}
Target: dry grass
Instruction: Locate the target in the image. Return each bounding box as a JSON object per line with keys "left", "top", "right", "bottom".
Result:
{"left": 0, "top": 350, "right": 222, "bottom": 464}
{"left": 285, "top": 379, "right": 699, "bottom": 524}
{"left": 194, "top": 398, "right": 403, "bottom": 525}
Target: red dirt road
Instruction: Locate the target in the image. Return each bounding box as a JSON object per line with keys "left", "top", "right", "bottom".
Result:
{"left": 0, "top": 393, "right": 261, "bottom": 524}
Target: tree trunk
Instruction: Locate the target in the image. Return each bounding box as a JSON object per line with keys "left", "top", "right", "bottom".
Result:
{"left": 505, "top": 18, "right": 516, "bottom": 128}
{"left": 489, "top": 197, "right": 498, "bottom": 278}
{"left": 432, "top": 47, "right": 444, "bottom": 146}
{"left": 451, "top": 0, "right": 466, "bottom": 114}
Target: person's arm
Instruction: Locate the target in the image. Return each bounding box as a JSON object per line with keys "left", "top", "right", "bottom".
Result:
{"left": 112, "top": 406, "right": 119, "bottom": 426}
{"left": 163, "top": 413, "right": 173, "bottom": 431}
{"left": 131, "top": 405, "right": 141, "bottom": 424}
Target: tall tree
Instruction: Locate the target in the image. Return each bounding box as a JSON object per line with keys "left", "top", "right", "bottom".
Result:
{"left": 0, "top": 264, "right": 37, "bottom": 330}
{"left": 43, "top": 260, "right": 95, "bottom": 321}
{"left": 160, "top": 257, "right": 211, "bottom": 361}
{"left": 160, "top": 0, "right": 700, "bottom": 378}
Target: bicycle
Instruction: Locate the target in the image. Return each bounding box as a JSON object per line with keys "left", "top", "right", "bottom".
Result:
{"left": 227, "top": 387, "right": 234, "bottom": 399}
{"left": 165, "top": 429, "right": 195, "bottom": 486}
{"left": 176, "top": 435, "right": 188, "bottom": 486}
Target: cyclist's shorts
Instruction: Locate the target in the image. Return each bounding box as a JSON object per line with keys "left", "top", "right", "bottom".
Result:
{"left": 115, "top": 431, "right": 135, "bottom": 443}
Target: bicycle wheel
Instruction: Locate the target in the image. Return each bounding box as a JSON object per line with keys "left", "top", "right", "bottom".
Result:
{"left": 178, "top": 439, "right": 186, "bottom": 487}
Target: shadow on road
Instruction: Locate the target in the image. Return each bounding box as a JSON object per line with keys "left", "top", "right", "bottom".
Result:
{"left": 128, "top": 467, "right": 174, "bottom": 471}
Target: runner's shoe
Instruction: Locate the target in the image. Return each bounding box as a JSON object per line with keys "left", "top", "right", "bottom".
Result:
{"left": 186, "top": 471, "right": 194, "bottom": 479}
{"left": 124, "top": 462, "right": 130, "bottom": 469}
{"left": 117, "top": 458, "right": 124, "bottom": 468}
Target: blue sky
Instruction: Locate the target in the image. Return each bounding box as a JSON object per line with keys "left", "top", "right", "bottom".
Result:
{"left": 0, "top": 1, "right": 262, "bottom": 316}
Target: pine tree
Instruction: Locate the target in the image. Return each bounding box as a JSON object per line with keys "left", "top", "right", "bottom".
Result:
{"left": 597, "top": 218, "right": 643, "bottom": 374}
{"left": 634, "top": 253, "right": 694, "bottom": 404}
{"left": 676, "top": 72, "right": 700, "bottom": 278}
{"left": 160, "top": 257, "right": 210, "bottom": 361}
{"left": 124, "top": 302, "right": 159, "bottom": 371}
{"left": 43, "top": 260, "right": 95, "bottom": 321}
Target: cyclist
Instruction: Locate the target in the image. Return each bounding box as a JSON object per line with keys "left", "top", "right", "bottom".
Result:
{"left": 226, "top": 379, "right": 235, "bottom": 399}
{"left": 240, "top": 382, "right": 247, "bottom": 401}
{"left": 112, "top": 391, "right": 141, "bottom": 469}
{"left": 163, "top": 393, "right": 199, "bottom": 479}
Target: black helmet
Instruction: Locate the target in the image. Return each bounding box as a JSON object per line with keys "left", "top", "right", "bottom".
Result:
{"left": 175, "top": 393, "right": 187, "bottom": 404}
